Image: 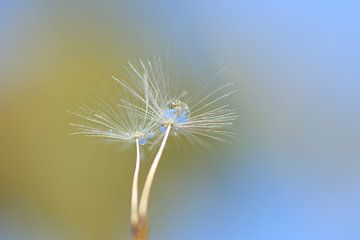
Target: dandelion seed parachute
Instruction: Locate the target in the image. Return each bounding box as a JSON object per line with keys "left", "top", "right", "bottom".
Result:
{"left": 69, "top": 70, "right": 157, "bottom": 146}
{"left": 122, "top": 58, "right": 238, "bottom": 147}
{"left": 112, "top": 58, "right": 237, "bottom": 148}
{"left": 69, "top": 57, "right": 238, "bottom": 240}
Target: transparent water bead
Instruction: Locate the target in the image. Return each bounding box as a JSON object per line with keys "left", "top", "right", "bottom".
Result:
{"left": 161, "top": 100, "right": 190, "bottom": 133}
{"left": 169, "top": 100, "right": 190, "bottom": 118}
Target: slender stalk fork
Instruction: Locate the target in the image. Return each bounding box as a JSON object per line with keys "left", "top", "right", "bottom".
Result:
{"left": 139, "top": 125, "right": 172, "bottom": 219}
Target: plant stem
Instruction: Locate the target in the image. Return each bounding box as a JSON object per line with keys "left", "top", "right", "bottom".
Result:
{"left": 131, "top": 219, "right": 148, "bottom": 240}
{"left": 131, "top": 139, "right": 141, "bottom": 225}
{"left": 138, "top": 125, "right": 171, "bottom": 220}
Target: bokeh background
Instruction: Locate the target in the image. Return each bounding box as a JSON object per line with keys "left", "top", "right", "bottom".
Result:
{"left": 1, "top": 1, "right": 360, "bottom": 239}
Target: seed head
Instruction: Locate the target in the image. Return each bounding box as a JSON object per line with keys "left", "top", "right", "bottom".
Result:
{"left": 121, "top": 57, "right": 238, "bottom": 147}
{"left": 70, "top": 57, "right": 237, "bottom": 149}
{"left": 69, "top": 65, "right": 157, "bottom": 145}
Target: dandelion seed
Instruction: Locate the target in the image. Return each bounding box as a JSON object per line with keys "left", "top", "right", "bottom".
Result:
{"left": 69, "top": 66, "right": 157, "bottom": 228}
{"left": 69, "top": 57, "right": 237, "bottom": 240}
{"left": 131, "top": 57, "right": 237, "bottom": 231}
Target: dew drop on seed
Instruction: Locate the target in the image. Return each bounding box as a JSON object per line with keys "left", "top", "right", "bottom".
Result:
{"left": 168, "top": 100, "right": 190, "bottom": 119}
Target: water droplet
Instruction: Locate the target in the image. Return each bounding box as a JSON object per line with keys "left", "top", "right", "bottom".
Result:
{"left": 168, "top": 100, "right": 190, "bottom": 119}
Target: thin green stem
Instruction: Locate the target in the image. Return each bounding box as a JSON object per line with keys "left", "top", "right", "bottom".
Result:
{"left": 138, "top": 125, "right": 172, "bottom": 219}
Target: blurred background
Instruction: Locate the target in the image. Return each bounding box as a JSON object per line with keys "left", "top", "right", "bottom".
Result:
{"left": 1, "top": 1, "right": 359, "bottom": 239}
